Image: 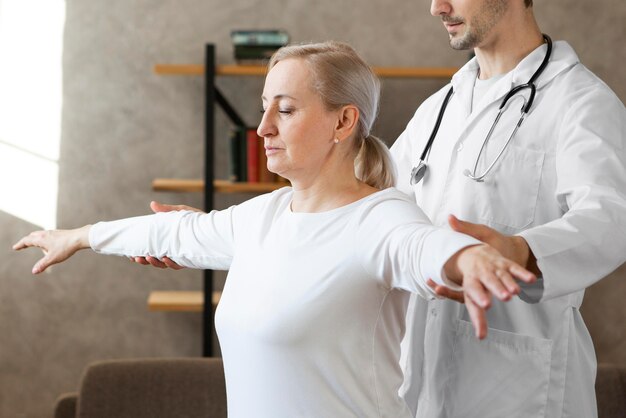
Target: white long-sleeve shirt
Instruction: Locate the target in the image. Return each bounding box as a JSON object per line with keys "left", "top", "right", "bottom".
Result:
{"left": 90, "top": 187, "right": 478, "bottom": 418}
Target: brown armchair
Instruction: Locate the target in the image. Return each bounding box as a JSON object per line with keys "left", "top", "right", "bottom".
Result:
{"left": 53, "top": 359, "right": 626, "bottom": 418}
{"left": 53, "top": 358, "right": 226, "bottom": 418}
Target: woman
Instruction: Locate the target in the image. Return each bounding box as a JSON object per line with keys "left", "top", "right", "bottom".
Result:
{"left": 14, "top": 42, "right": 534, "bottom": 417}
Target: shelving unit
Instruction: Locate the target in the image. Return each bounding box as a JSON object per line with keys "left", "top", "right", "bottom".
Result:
{"left": 154, "top": 63, "right": 458, "bottom": 79}
{"left": 151, "top": 44, "right": 458, "bottom": 356}
{"left": 148, "top": 290, "right": 222, "bottom": 312}
{"left": 152, "top": 178, "right": 286, "bottom": 194}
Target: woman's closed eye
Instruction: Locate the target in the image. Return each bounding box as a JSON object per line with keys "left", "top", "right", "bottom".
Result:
{"left": 259, "top": 107, "right": 293, "bottom": 114}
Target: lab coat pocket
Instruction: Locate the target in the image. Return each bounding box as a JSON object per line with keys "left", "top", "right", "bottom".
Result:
{"left": 445, "top": 319, "right": 552, "bottom": 418}
{"left": 468, "top": 144, "right": 545, "bottom": 231}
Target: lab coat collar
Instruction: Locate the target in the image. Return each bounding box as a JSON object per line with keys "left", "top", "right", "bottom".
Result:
{"left": 450, "top": 40, "right": 580, "bottom": 117}
{"left": 509, "top": 40, "right": 579, "bottom": 89}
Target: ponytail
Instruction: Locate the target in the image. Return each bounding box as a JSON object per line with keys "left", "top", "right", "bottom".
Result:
{"left": 355, "top": 135, "right": 396, "bottom": 190}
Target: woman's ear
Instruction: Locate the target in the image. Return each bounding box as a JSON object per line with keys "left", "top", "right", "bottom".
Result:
{"left": 334, "top": 105, "right": 359, "bottom": 140}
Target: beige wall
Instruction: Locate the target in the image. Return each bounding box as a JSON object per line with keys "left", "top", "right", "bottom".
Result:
{"left": 1, "top": 0, "right": 624, "bottom": 416}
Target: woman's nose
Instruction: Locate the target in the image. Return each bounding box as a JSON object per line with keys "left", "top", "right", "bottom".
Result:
{"left": 257, "top": 109, "right": 277, "bottom": 138}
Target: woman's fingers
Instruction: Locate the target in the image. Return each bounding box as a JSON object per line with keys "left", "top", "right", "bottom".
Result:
{"left": 496, "top": 269, "right": 520, "bottom": 295}
{"left": 465, "top": 293, "right": 488, "bottom": 339}
{"left": 476, "top": 270, "right": 512, "bottom": 301}
{"left": 13, "top": 232, "right": 43, "bottom": 251}
{"left": 33, "top": 255, "right": 53, "bottom": 274}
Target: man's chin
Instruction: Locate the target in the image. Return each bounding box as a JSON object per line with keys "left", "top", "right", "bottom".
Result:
{"left": 449, "top": 35, "right": 475, "bottom": 50}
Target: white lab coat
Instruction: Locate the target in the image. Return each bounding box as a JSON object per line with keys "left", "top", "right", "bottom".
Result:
{"left": 391, "top": 41, "right": 626, "bottom": 418}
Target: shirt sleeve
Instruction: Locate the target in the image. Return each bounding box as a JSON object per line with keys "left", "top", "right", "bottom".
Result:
{"left": 355, "top": 193, "right": 480, "bottom": 299}
{"left": 519, "top": 86, "right": 626, "bottom": 302}
{"left": 89, "top": 208, "right": 236, "bottom": 270}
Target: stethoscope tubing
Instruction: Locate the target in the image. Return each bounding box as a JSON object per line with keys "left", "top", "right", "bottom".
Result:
{"left": 410, "top": 34, "right": 552, "bottom": 185}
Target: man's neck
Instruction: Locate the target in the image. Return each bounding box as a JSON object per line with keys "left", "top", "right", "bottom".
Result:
{"left": 474, "top": 13, "right": 544, "bottom": 79}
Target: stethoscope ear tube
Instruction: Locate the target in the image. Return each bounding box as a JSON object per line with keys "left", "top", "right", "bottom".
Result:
{"left": 500, "top": 83, "right": 536, "bottom": 113}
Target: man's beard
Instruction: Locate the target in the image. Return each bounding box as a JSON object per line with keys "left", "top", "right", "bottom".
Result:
{"left": 445, "top": 0, "right": 508, "bottom": 50}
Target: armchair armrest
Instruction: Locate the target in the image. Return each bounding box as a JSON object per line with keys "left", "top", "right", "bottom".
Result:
{"left": 54, "top": 392, "right": 78, "bottom": 418}
{"left": 77, "top": 358, "right": 226, "bottom": 418}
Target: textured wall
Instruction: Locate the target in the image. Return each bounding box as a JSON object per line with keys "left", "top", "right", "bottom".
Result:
{"left": 1, "top": 0, "right": 624, "bottom": 416}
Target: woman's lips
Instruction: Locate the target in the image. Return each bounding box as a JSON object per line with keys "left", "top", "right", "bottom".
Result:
{"left": 265, "top": 146, "right": 283, "bottom": 156}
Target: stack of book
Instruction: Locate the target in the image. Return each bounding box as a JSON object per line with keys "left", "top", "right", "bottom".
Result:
{"left": 231, "top": 30, "right": 289, "bottom": 64}
{"left": 229, "top": 126, "right": 277, "bottom": 183}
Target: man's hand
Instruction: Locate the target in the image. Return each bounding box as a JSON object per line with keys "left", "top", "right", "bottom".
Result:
{"left": 448, "top": 215, "right": 540, "bottom": 275}
{"left": 427, "top": 279, "right": 464, "bottom": 303}
{"left": 130, "top": 201, "right": 204, "bottom": 270}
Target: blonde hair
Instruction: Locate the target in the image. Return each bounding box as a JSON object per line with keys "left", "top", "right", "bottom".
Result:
{"left": 268, "top": 41, "right": 396, "bottom": 190}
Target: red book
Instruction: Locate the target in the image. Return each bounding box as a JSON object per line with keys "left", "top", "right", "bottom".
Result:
{"left": 246, "top": 128, "right": 259, "bottom": 183}
{"left": 257, "top": 133, "right": 276, "bottom": 183}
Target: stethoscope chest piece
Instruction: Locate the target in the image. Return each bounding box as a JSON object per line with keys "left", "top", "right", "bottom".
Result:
{"left": 410, "top": 160, "right": 428, "bottom": 185}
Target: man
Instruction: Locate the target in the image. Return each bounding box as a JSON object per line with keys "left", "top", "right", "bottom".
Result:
{"left": 391, "top": 0, "right": 626, "bottom": 417}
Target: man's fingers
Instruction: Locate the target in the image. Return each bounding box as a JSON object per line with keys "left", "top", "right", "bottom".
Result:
{"left": 448, "top": 215, "right": 490, "bottom": 240}
{"left": 150, "top": 201, "right": 176, "bottom": 213}
{"left": 427, "top": 279, "right": 465, "bottom": 303}
{"left": 132, "top": 257, "right": 150, "bottom": 266}
{"left": 131, "top": 255, "right": 184, "bottom": 270}
{"left": 150, "top": 201, "right": 202, "bottom": 214}
{"left": 161, "top": 257, "right": 185, "bottom": 270}
{"left": 466, "top": 294, "right": 488, "bottom": 339}
{"left": 509, "top": 264, "right": 536, "bottom": 283}
{"left": 146, "top": 256, "right": 167, "bottom": 269}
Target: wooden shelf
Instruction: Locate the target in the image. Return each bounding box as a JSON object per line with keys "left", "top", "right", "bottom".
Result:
{"left": 148, "top": 290, "right": 222, "bottom": 312}
{"left": 152, "top": 178, "right": 287, "bottom": 194}
{"left": 154, "top": 64, "right": 458, "bottom": 79}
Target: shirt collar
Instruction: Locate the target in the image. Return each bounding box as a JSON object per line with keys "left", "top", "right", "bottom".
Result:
{"left": 450, "top": 40, "right": 580, "bottom": 114}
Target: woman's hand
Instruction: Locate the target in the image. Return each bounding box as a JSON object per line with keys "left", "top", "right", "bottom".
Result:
{"left": 444, "top": 244, "right": 536, "bottom": 339}
{"left": 13, "top": 225, "right": 91, "bottom": 274}
{"left": 130, "top": 201, "right": 203, "bottom": 270}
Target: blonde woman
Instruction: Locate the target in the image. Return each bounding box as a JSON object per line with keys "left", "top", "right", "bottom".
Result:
{"left": 14, "top": 42, "right": 534, "bottom": 417}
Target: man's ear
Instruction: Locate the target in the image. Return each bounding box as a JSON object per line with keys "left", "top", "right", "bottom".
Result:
{"left": 334, "top": 105, "right": 359, "bottom": 141}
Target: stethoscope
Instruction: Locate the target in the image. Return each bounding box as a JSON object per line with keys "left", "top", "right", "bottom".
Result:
{"left": 410, "top": 34, "right": 552, "bottom": 185}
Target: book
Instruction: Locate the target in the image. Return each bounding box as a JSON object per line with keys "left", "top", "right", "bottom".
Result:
{"left": 231, "top": 30, "right": 289, "bottom": 46}
{"left": 257, "top": 131, "right": 275, "bottom": 183}
{"left": 228, "top": 126, "right": 248, "bottom": 182}
{"left": 231, "top": 30, "right": 289, "bottom": 63}
{"left": 229, "top": 126, "right": 277, "bottom": 184}
{"left": 246, "top": 128, "right": 259, "bottom": 182}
